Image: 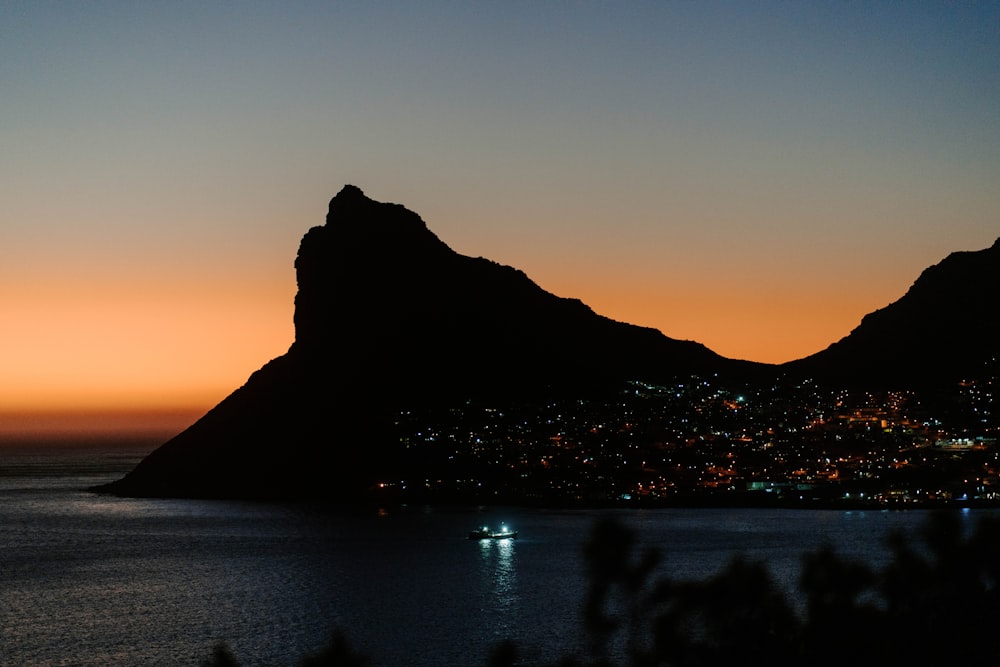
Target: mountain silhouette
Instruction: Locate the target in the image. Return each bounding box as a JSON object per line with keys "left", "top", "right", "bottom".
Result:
{"left": 96, "top": 186, "right": 760, "bottom": 500}
{"left": 96, "top": 187, "right": 997, "bottom": 501}
{"left": 783, "top": 237, "right": 1000, "bottom": 388}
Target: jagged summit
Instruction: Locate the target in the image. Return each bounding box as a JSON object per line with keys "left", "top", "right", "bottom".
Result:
{"left": 315, "top": 184, "right": 450, "bottom": 250}
{"left": 330, "top": 182, "right": 366, "bottom": 205}
{"left": 295, "top": 185, "right": 734, "bottom": 385}
{"left": 294, "top": 186, "right": 454, "bottom": 347}
{"left": 324, "top": 184, "right": 428, "bottom": 232}
{"left": 321, "top": 184, "right": 370, "bottom": 223}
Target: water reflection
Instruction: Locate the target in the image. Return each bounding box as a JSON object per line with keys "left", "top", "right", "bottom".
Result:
{"left": 479, "top": 536, "right": 518, "bottom": 620}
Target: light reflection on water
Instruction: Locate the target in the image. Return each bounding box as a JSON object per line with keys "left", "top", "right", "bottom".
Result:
{"left": 478, "top": 537, "right": 517, "bottom": 624}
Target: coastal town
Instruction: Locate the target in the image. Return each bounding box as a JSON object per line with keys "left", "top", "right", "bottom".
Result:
{"left": 384, "top": 370, "right": 998, "bottom": 508}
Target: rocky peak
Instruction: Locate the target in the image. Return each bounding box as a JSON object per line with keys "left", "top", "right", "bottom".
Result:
{"left": 320, "top": 184, "right": 448, "bottom": 251}
{"left": 293, "top": 186, "right": 456, "bottom": 346}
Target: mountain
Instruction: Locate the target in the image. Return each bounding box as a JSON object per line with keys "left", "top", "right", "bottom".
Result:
{"left": 291, "top": 185, "right": 753, "bottom": 401}
{"left": 96, "top": 185, "right": 760, "bottom": 501}
{"left": 783, "top": 238, "right": 999, "bottom": 388}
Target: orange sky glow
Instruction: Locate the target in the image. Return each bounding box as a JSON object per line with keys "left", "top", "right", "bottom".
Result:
{"left": 3, "top": 4, "right": 998, "bottom": 439}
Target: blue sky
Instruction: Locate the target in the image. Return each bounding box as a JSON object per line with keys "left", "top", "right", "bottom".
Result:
{"left": 2, "top": 1, "right": 998, "bottom": 426}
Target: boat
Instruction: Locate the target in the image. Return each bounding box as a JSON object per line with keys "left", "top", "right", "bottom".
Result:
{"left": 467, "top": 524, "right": 518, "bottom": 540}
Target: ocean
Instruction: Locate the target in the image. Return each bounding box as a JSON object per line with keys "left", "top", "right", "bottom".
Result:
{"left": 0, "top": 441, "right": 987, "bottom": 666}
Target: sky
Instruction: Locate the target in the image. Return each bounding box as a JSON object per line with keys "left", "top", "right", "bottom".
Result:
{"left": 3, "top": 1, "right": 999, "bottom": 438}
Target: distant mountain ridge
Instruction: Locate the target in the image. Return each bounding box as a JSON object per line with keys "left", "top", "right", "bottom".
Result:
{"left": 96, "top": 186, "right": 998, "bottom": 501}
{"left": 784, "top": 237, "right": 1000, "bottom": 387}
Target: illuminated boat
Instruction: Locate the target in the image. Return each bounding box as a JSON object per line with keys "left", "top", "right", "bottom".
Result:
{"left": 467, "top": 524, "right": 518, "bottom": 540}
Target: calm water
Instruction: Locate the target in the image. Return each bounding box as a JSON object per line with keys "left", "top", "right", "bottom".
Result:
{"left": 0, "top": 442, "right": 991, "bottom": 666}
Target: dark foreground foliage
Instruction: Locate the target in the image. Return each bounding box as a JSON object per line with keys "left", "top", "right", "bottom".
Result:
{"left": 202, "top": 511, "right": 1000, "bottom": 667}
{"left": 200, "top": 630, "right": 369, "bottom": 667}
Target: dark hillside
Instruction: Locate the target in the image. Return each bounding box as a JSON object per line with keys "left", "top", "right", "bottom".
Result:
{"left": 784, "top": 238, "right": 1000, "bottom": 388}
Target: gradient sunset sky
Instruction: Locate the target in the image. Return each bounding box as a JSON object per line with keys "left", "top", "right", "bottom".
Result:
{"left": 3, "top": 2, "right": 999, "bottom": 437}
